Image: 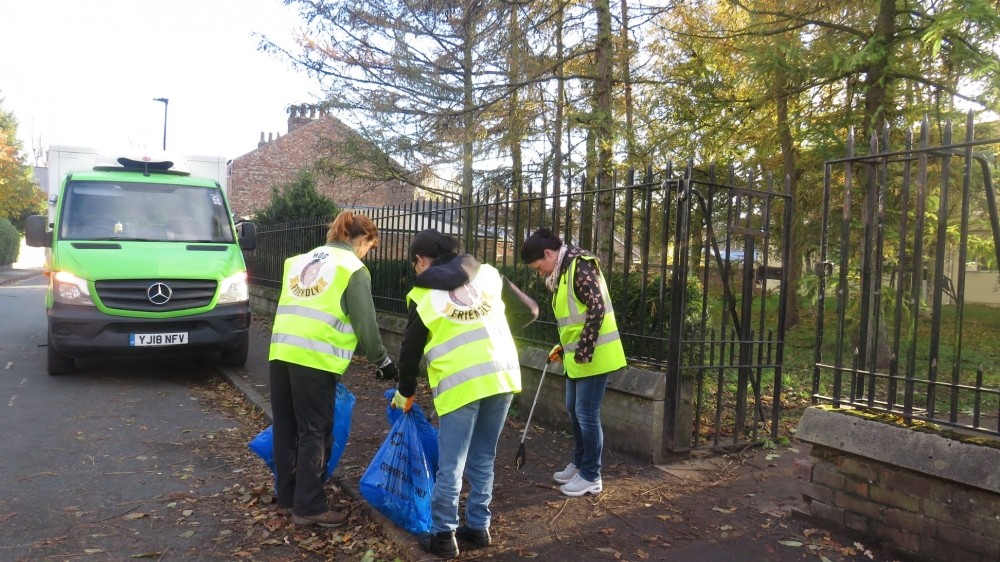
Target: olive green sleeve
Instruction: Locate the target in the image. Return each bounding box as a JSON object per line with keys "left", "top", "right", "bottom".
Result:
{"left": 341, "top": 267, "right": 388, "bottom": 365}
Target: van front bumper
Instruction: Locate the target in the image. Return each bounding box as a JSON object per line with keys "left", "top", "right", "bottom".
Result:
{"left": 47, "top": 302, "right": 251, "bottom": 358}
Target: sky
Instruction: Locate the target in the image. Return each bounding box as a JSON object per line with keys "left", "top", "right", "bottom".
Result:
{"left": 0, "top": 0, "right": 322, "bottom": 165}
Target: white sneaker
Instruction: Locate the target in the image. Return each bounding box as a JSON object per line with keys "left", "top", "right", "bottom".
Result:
{"left": 560, "top": 473, "right": 602, "bottom": 497}
{"left": 553, "top": 463, "right": 580, "bottom": 484}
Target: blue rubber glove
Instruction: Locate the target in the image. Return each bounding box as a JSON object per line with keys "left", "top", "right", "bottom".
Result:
{"left": 391, "top": 390, "right": 414, "bottom": 412}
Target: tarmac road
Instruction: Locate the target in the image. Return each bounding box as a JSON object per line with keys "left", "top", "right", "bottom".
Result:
{"left": 0, "top": 276, "right": 247, "bottom": 560}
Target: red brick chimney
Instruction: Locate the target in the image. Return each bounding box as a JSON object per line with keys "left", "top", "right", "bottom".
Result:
{"left": 288, "top": 104, "right": 317, "bottom": 133}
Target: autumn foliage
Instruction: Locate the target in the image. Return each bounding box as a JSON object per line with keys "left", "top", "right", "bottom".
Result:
{"left": 0, "top": 97, "right": 45, "bottom": 234}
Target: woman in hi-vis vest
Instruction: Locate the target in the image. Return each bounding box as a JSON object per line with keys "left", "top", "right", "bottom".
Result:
{"left": 394, "top": 229, "right": 538, "bottom": 559}
{"left": 520, "top": 228, "right": 627, "bottom": 497}
{"left": 268, "top": 211, "right": 398, "bottom": 528}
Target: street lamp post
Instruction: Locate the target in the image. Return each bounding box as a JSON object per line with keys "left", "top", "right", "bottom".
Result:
{"left": 153, "top": 98, "right": 169, "bottom": 150}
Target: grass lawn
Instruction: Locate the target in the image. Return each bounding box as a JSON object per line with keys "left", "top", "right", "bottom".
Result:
{"left": 683, "top": 294, "right": 1000, "bottom": 445}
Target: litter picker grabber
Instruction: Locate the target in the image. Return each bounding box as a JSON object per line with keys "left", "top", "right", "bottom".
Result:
{"left": 514, "top": 359, "right": 551, "bottom": 470}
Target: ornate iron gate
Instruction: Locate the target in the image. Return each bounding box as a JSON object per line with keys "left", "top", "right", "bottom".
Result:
{"left": 662, "top": 162, "right": 792, "bottom": 452}
{"left": 811, "top": 113, "right": 1000, "bottom": 435}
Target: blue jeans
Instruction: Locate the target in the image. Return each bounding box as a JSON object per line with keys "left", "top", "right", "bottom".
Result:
{"left": 431, "top": 392, "right": 514, "bottom": 534}
{"left": 565, "top": 372, "right": 612, "bottom": 482}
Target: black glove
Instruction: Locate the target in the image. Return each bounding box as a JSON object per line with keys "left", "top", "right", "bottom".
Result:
{"left": 376, "top": 359, "right": 398, "bottom": 382}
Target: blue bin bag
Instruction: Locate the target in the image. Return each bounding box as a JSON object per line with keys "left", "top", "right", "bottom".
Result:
{"left": 359, "top": 391, "right": 439, "bottom": 535}
{"left": 248, "top": 383, "right": 356, "bottom": 482}
{"left": 384, "top": 389, "right": 439, "bottom": 477}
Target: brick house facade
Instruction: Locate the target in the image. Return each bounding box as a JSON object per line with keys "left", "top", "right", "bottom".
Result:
{"left": 227, "top": 105, "right": 414, "bottom": 219}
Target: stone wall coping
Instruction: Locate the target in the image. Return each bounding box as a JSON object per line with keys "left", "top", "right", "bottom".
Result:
{"left": 796, "top": 406, "right": 1000, "bottom": 494}
{"left": 375, "top": 311, "right": 665, "bottom": 402}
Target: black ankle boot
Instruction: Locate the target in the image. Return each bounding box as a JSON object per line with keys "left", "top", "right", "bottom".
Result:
{"left": 419, "top": 530, "right": 459, "bottom": 559}
{"left": 455, "top": 524, "right": 491, "bottom": 548}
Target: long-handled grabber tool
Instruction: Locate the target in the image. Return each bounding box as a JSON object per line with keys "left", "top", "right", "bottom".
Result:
{"left": 515, "top": 359, "right": 551, "bottom": 470}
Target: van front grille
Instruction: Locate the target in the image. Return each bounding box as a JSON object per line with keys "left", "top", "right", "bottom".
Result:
{"left": 95, "top": 279, "right": 217, "bottom": 312}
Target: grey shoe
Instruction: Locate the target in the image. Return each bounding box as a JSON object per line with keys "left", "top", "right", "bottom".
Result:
{"left": 553, "top": 462, "right": 580, "bottom": 484}
{"left": 560, "top": 473, "right": 602, "bottom": 497}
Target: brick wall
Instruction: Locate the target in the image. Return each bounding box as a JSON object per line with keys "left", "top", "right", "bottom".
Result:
{"left": 228, "top": 112, "right": 414, "bottom": 219}
{"left": 794, "top": 444, "right": 1000, "bottom": 562}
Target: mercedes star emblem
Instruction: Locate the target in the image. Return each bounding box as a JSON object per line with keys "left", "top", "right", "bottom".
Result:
{"left": 147, "top": 282, "right": 173, "bottom": 305}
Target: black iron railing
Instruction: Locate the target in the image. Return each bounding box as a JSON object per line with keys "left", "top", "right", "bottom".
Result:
{"left": 812, "top": 112, "right": 1000, "bottom": 437}
{"left": 246, "top": 163, "right": 793, "bottom": 453}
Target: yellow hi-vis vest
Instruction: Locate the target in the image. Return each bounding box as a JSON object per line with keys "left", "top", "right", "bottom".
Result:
{"left": 269, "top": 245, "right": 363, "bottom": 374}
{"left": 407, "top": 264, "right": 521, "bottom": 416}
{"left": 554, "top": 255, "right": 627, "bottom": 378}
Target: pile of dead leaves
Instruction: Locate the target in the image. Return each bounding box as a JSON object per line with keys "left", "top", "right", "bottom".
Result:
{"left": 188, "top": 376, "right": 403, "bottom": 561}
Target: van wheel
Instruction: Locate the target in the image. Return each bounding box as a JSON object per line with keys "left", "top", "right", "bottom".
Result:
{"left": 221, "top": 332, "right": 249, "bottom": 367}
{"left": 48, "top": 340, "right": 75, "bottom": 376}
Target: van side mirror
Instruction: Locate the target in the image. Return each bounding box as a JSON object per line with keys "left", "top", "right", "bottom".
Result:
{"left": 25, "top": 215, "right": 51, "bottom": 248}
{"left": 237, "top": 222, "right": 257, "bottom": 251}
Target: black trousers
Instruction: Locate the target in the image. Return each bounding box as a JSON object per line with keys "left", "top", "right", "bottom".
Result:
{"left": 269, "top": 360, "right": 340, "bottom": 517}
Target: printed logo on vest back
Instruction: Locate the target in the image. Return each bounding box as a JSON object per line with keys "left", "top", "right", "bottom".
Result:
{"left": 287, "top": 250, "right": 335, "bottom": 299}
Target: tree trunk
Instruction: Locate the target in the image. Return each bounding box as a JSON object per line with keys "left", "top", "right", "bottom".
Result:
{"left": 858, "top": 0, "right": 896, "bottom": 369}
{"left": 594, "top": 0, "right": 614, "bottom": 266}
{"left": 461, "top": 1, "right": 476, "bottom": 252}
{"left": 775, "top": 68, "right": 801, "bottom": 328}
{"left": 552, "top": 6, "right": 564, "bottom": 234}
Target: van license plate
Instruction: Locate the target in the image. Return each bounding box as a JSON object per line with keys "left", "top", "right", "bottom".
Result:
{"left": 129, "top": 333, "right": 189, "bottom": 347}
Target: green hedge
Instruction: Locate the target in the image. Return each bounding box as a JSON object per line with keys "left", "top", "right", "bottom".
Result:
{"left": 366, "top": 257, "right": 705, "bottom": 364}
{"left": 0, "top": 219, "right": 20, "bottom": 266}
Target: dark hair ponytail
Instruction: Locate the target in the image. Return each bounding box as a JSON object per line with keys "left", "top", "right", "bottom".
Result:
{"left": 408, "top": 228, "right": 461, "bottom": 262}
{"left": 520, "top": 227, "right": 562, "bottom": 263}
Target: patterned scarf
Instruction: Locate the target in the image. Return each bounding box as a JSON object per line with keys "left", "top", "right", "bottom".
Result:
{"left": 545, "top": 244, "right": 568, "bottom": 293}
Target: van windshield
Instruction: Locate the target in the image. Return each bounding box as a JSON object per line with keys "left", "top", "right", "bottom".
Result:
{"left": 59, "top": 181, "right": 235, "bottom": 243}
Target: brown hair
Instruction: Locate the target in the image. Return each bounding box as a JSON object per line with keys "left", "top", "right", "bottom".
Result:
{"left": 327, "top": 210, "right": 379, "bottom": 247}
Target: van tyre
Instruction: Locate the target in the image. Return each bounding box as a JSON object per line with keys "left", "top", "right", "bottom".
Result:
{"left": 221, "top": 332, "right": 249, "bottom": 367}
{"left": 47, "top": 340, "right": 75, "bottom": 376}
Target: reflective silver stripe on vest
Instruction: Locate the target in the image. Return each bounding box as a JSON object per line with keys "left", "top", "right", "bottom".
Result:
{"left": 432, "top": 359, "right": 520, "bottom": 399}
{"left": 270, "top": 332, "right": 354, "bottom": 360}
{"left": 425, "top": 326, "right": 492, "bottom": 363}
{"left": 563, "top": 330, "right": 622, "bottom": 353}
{"left": 276, "top": 305, "right": 354, "bottom": 334}
{"left": 556, "top": 260, "right": 615, "bottom": 328}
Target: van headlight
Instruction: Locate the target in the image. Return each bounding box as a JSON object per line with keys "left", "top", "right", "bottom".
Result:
{"left": 218, "top": 271, "right": 249, "bottom": 304}
{"left": 53, "top": 271, "right": 94, "bottom": 306}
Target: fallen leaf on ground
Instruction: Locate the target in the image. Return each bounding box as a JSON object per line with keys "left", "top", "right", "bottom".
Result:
{"left": 712, "top": 507, "right": 734, "bottom": 514}
{"left": 778, "top": 540, "right": 802, "bottom": 547}
{"left": 596, "top": 547, "right": 618, "bottom": 553}
{"left": 636, "top": 548, "right": 649, "bottom": 559}
{"left": 130, "top": 553, "right": 160, "bottom": 559}
{"left": 180, "top": 531, "right": 195, "bottom": 538}
{"left": 123, "top": 512, "right": 146, "bottom": 521}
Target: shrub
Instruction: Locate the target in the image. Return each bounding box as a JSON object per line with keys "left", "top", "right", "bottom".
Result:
{"left": 0, "top": 219, "right": 20, "bottom": 265}
{"left": 252, "top": 170, "right": 340, "bottom": 225}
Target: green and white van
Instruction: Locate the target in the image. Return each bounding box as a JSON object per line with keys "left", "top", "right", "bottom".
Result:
{"left": 25, "top": 153, "right": 256, "bottom": 375}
